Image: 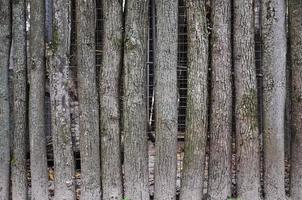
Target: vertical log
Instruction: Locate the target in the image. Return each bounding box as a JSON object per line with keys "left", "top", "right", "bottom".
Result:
{"left": 76, "top": 0, "right": 101, "bottom": 199}
{"left": 11, "top": 0, "right": 28, "bottom": 199}
{"left": 29, "top": 0, "right": 49, "bottom": 198}
{"left": 261, "top": 0, "right": 287, "bottom": 199}
{"left": 154, "top": 0, "right": 178, "bottom": 199}
{"left": 233, "top": 0, "right": 261, "bottom": 199}
{"left": 289, "top": 0, "right": 302, "bottom": 199}
{"left": 123, "top": 0, "right": 150, "bottom": 199}
{"left": 100, "top": 0, "right": 123, "bottom": 199}
{"left": 180, "top": 0, "right": 209, "bottom": 199}
{"left": 48, "top": 0, "right": 75, "bottom": 199}
{"left": 0, "top": 0, "right": 11, "bottom": 199}
{"left": 208, "top": 0, "right": 232, "bottom": 199}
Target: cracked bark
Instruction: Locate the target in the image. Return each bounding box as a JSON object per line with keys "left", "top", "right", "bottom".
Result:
{"left": 261, "top": 0, "right": 286, "bottom": 199}
{"left": 48, "top": 0, "right": 75, "bottom": 199}
{"left": 208, "top": 0, "right": 232, "bottom": 199}
{"left": 100, "top": 0, "right": 123, "bottom": 199}
{"left": 76, "top": 0, "right": 101, "bottom": 199}
{"left": 180, "top": 0, "right": 208, "bottom": 199}
{"left": 11, "top": 0, "right": 28, "bottom": 199}
{"left": 233, "top": 0, "right": 261, "bottom": 199}
{"left": 123, "top": 0, "right": 150, "bottom": 199}
{"left": 154, "top": 0, "right": 178, "bottom": 200}
{"left": 29, "top": 0, "right": 49, "bottom": 198}
{"left": 0, "top": 0, "right": 11, "bottom": 199}
{"left": 289, "top": 0, "right": 302, "bottom": 199}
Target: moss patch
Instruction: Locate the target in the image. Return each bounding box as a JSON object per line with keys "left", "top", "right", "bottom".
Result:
{"left": 49, "top": 25, "right": 60, "bottom": 53}
{"left": 240, "top": 88, "right": 258, "bottom": 130}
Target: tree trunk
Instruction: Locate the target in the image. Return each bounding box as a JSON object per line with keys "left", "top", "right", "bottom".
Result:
{"left": 76, "top": 0, "right": 101, "bottom": 199}
{"left": 123, "top": 0, "right": 149, "bottom": 199}
{"left": 261, "top": 0, "right": 286, "bottom": 199}
{"left": 29, "top": 0, "right": 49, "bottom": 199}
{"left": 11, "top": 0, "right": 28, "bottom": 199}
{"left": 179, "top": 0, "right": 208, "bottom": 199}
{"left": 208, "top": 0, "right": 232, "bottom": 199}
{"left": 289, "top": 0, "right": 302, "bottom": 199}
{"left": 100, "top": 0, "right": 123, "bottom": 199}
{"left": 0, "top": 0, "right": 11, "bottom": 199}
{"left": 48, "top": 0, "right": 75, "bottom": 199}
{"left": 154, "top": 0, "right": 178, "bottom": 200}
{"left": 233, "top": 0, "right": 261, "bottom": 199}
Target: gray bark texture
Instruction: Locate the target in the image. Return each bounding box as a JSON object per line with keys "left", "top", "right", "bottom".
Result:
{"left": 233, "top": 0, "right": 261, "bottom": 199}
{"left": 179, "top": 0, "right": 208, "bottom": 199}
{"left": 261, "top": 0, "right": 286, "bottom": 199}
{"left": 29, "top": 0, "right": 49, "bottom": 199}
{"left": 11, "top": 0, "right": 28, "bottom": 199}
{"left": 48, "top": 0, "right": 75, "bottom": 199}
{"left": 122, "top": 0, "right": 149, "bottom": 199}
{"left": 76, "top": 0, "right": 101, "bottom": 199}
{"left": 208, "top": 0, "right": 232, "bottom": 199}
{"left": 0, "top": 0, "right": 11, "bottom": 199}
{"left": 154, "top": 0, "right": 178, "bottom": 200}
{"left": 289, "top": 0, "right": 302, "bottom": 199}
{"left": 100, "top": 0, "right": 123, "bottom": 199}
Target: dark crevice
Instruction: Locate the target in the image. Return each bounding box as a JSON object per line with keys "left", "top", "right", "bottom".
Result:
{"left": 256, "top": 0, "right": 265, "bottom": 198}
{"left": 205, "top": 0, "right": 212, "bottom": 196}
{"left": 230, "top": 0, "right": 237, "bottom": 197}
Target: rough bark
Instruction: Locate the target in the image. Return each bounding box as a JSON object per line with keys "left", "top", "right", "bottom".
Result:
{"left": 261, "top": 0, "right": 286, "bottom": 199}
{"left": 289, "top": 0, "right": 302, "bottom": 199}
{"left": 233, "top": 0, "right": 261, "bottom": 199}
{"left": 122, "top": 0, "right": 149, "bottom": 199}
{"left": 154, "top": 1, "right": 178, "bottom": 200}
{"left": 48, "top": 0, "right": 75, "bottom": 199}
{"left": 29, "top": 0, "right": 49, "bottom": 199}
{"left": 100, "top": 0, "right": 123, "bottom": 199}
{"left": 76, "top": 0, "right": 101, "bottom": 199}
{"left": 11, "top": 0, "right": 28, "bottom": 199}
{"left": 179, "top": 1, "right": 208, "bottom": 199}
{"left": 208, "top": 0, "right": 232, "bottom": 199}
{"left": 0, "top": 0, "right": 11, "bottom": 199}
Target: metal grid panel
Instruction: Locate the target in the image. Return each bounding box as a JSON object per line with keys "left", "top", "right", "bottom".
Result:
{"left": 147, "top": 0, "right": 188, "bottom": 133}
{"left": 96, "top": 0, "right": 104, "bottom": 70}
{"left": 70, "top": 0, "right": 188, "bottom": 136}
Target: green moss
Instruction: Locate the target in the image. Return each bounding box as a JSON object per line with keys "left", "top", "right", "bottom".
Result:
{"left": 184, "top": 143, "right": 193, "bottom": 162}
{"left": 11, "top": 155, "right": 17, "bottom": 166}
{"left": 240, "top": 88, "right": 258, "bottom": 130}
{"left": 293, "top": 93, "right": 302, "bottom": 103}
{"left": 211, "top": 32, "right": 218, "bottom": 44}
{"left": 124, "top": 36, "right": 136, "bottom": 52}
{"left": 60, "top": 127, "right": 69, "bottom": 145}
{"left": 116, "top": 38, "right": 124, "bottom": 48}
{"left": 50, "top": 25, "right": 60, "bottom": 52}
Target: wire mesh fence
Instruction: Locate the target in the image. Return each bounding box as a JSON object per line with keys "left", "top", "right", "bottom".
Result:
{"left": 19, "top": 0, "right": 294, "bottom": 198}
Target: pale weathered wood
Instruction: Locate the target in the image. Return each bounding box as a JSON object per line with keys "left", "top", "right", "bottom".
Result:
{"left": 0, "top": 0, "right": 11, "bottom": 199}
{"left": 261, "top": 0, "right": 287, "bottom": 199}
{"left": 29, "top": 0, "right": 49, "bottom": 198}
{"left": 123, "top": 0, "right": 149, "bottom": 199}
{"left": 154, "top": 0, "right": 178, "bottom": 199}
{"left": 48, "top": 0, "right": 75, "bottom": 199}
{"left": 11, "top": 0, "right": 28, "bottom": 199}
{"left": 76, "top": 0, "right": 101, "bottom": 199}
{"left": 208, "top": 0, "right": 232, "bottom": 199}
{"left": 180, "top": 0, "right": 208, "bottom": 199}
{"left": 233, "top": 0, "right": 261, "bottom": 199}
{"left": 100, "top": 0, "right": 123, "bottom": 199}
